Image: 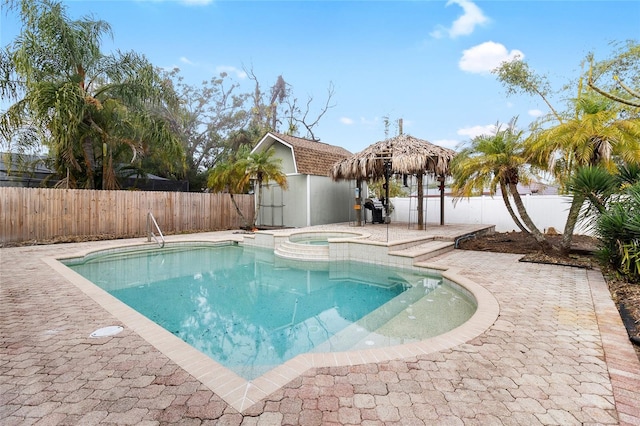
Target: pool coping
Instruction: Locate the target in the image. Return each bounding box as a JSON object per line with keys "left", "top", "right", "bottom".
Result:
{"left": 43, "top": 238, "right": 500, "bottom": 413}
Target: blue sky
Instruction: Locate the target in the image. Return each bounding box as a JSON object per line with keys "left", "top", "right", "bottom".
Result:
{"left": 1, "top": 0, "right": 639, "bottom": 154}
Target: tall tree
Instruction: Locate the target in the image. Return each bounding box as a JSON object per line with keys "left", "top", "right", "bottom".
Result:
{"left": 269, "top": 75, "right": 288, "bottom": 131}
{"left": 283, "top": 82, "right": 336, "bottom": 141}
{"left": 492, "top": 56, "right": 563, "bottom": 122}
{"left": 451, "top": 119, "right": 549, "bottom": 247}
{"left": 245, "top": 67, "right": 335, "bottom": 141}
{"left": 246, "top": 68, "right": 285, "bottom": 135}
{"left": 587, "top": 40, "right": 640, "bottom": 108}
{"left": 161, "top": 68, "right": 250, "bottom": 191}
{"left": 493, "top": 48, "right": 640, "bottom": 255}
{"left": 527, "top": 94, "right": 640, "bottom": 253}
{"left": 0, "top": 0, "right": 184, "bottom": 189}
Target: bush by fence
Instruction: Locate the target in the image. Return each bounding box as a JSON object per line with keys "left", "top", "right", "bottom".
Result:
{"left": 0, "top": 187, "right": 254, "bottom": 244}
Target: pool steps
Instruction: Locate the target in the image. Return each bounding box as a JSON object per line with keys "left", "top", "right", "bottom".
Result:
{"left": 274, "top": 240, "right": 330, "bottom": 261}
{"left": 388, "top": 240, "right": 455, "bottom": 263}
{"left": 273, "top": 237, "right": 454, "bottom": 266}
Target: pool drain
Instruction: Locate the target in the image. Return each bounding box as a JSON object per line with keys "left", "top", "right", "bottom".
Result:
{"left": 90, "top": 325, "right": 123, "bottom": 338}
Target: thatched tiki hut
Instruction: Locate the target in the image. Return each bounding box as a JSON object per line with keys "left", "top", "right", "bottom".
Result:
{"left": 331, "top": 134, "right": 456, "bottom": 229}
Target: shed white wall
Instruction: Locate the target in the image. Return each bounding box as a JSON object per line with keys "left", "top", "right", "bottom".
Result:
{"left": 284, "top": 175, "right": 308, "bottom": 227}
{"left": 258, "top": 176, "right": 354, "bottom": 228}
{"left": 272, "top": 143, "right": 296, "bottom": 173}
{"left": 309, "top": 176, "right": 353, "bottom": 226}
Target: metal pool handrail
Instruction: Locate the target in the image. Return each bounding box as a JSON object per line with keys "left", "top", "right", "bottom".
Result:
{"left": 146, "top": 211, "right": 165, "bottom": 248}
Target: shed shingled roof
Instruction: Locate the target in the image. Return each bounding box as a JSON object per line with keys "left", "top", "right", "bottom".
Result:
{"left": 269, "top": 132, "right": 352, "bottom": 177}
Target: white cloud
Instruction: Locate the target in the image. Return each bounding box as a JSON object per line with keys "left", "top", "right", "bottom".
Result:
{"left": 337, "top": 116, "right": 383, "bottom": 126}
{"left": 215, "top": 66, "right": 247, "bottom": 79}
{"left": 457, "top": 124, "right": 498, "bottom": 139}
{"left": 448, "top": 0, "right": 489, "bottom": 37}
{"left": 180, "top": 0, "right": 213, "bottom": 5}
{"left": 430, "top": 28, "right": 445, "bottom": 39}
{"left": 459, "top": 41, "right": 524, "bottom": 74}
{"left": 359, "top": 117, "right": 380, "bottom": 126}
{"left": 160, "top": 64, "right": 179, "bottom": 72}
{"left": 528, "top": 109, "right": 544, "bottom": 117}
{"left": 433, "top": 139, "right": 459, "bottom": 150}
{"left": 432, "top": 0, "right": 489, "bottom": 39}
{"left": 180, "top": 56, "right": 195, "bottom": 66}
{"left": 139, "top": 0, "right": 213, "bottom": 5}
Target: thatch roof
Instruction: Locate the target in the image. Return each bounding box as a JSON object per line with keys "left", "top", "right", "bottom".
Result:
{"left": 261, "top": 132, "right": 353, "bottom": 177}
{"left": 331, "top": 134, "right": 456, "bottom": 181}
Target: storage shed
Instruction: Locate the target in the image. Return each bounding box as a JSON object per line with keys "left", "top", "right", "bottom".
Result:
{"left": 251, "top": 132, "right": 354, "bottom": 228}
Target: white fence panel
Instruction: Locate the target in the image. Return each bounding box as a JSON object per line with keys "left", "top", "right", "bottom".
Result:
{"left": 391, "top": 195, "right": 592, "bottom": 234}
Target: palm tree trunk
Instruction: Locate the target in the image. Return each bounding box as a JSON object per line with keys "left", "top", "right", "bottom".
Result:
{"left": 81, "top": 136, "right": 96, "bottom": 189}
{"left": 500, "top": 182, "right": 530, "bottom": 233}
{"left": 252, "top": 178, "right": 262, "bottom": 228}
{"left": 560, "top": 194, "right": 584, "bottom": 255}
{"left": 508, "top": 183, "right": 549, "bottom": 247}
{"left": 229, "top": 193, "right": 251, "bottom": 229}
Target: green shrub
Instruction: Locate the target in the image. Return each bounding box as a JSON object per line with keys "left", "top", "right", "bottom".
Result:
{"left": 596, "top": 183, "right": 640, "bottom": 282}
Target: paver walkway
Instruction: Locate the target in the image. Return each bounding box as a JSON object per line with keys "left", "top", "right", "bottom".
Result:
{"left": 1, "top": 224, "right": 639, "bottom": 425}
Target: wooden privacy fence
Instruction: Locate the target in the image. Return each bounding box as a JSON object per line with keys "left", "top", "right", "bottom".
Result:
{"left": 0, "top": 187, "right": 254, "bottom": 244}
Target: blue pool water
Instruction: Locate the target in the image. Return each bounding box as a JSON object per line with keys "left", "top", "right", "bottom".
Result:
{"left": 65, "top": 243, "right": 475, "bottom": 380}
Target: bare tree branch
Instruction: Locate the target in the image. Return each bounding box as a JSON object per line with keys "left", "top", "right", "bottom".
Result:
{"left": 286, "top": 82, "right": 335, "bottom": 141}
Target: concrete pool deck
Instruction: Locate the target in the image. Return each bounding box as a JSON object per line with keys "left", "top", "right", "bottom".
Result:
{"left": 2, "top": 223, "right": 640, "bottom": 425}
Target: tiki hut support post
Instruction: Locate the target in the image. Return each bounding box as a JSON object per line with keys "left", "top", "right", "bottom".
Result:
{"left": 438, "top": 174, "right": 446, "bottom": 226}
{"left": 417, "top": 174, "right": 424, "bottom": 230}
{"left": 356, "top": 179, "right": 363, "bottom": 226}
{"left": 383, "top": 157, "right": 392, "bottom": 223}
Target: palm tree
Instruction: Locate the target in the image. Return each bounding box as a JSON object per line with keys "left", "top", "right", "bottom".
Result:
{"left": 527, "top": 94, "right": 640, "bottom": 253}
{"left": 207, "top": 145, "right": 252, "bottom": 229}
{"left": 0, "top": 0, "right": 184, "bottom": 189}
{"left": 567, "top": 165, "right": 617, "bottom": 217}
{"left": 240, "top": 147, "right": 288, "bottom": 228}
{"left": 451, "top": 119, "right": 549, "bottom": 247}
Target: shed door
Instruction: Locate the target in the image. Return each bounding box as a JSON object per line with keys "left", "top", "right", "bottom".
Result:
{"left": 258, "top": 183, "right": 284, "bottom": 227}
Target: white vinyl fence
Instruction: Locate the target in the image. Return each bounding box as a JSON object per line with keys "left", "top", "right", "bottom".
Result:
{"left": 390, "top": 195, "right": 593, "bottom": 234}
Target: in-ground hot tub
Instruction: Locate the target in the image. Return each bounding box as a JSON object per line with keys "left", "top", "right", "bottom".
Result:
{"left": 275, "top": 230, "right": 369, "bottom": 261}
{"left": 289, "top": 231, "right": 367, "bottom": 245}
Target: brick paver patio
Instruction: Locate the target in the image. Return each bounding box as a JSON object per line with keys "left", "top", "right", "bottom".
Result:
{"left": 1, "top": 224, "right": 639, "bottom": 425}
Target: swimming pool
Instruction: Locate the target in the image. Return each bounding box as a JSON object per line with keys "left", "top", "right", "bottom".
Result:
{"left": 64, "top": 243, "right": 476, "bottom": 380}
